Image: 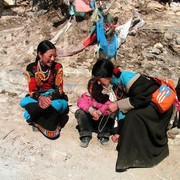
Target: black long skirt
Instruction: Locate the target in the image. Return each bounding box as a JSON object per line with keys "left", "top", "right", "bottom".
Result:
{"left": 116, "top": 105, "right": 173, "bottom": 172}
{"left": 25, "top": 103, "right": 69, "bottom": 139}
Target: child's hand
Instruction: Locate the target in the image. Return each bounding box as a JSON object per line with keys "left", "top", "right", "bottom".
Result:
{"left": 92, "top": 110, "right": 100, "bottom": 121}
{"left": 111, "top": 134, "right": 120, "bottom": 143}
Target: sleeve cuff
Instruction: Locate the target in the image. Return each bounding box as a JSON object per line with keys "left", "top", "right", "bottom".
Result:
{"left": 117, "top": 98, "right": 134, "bottom": 113}
{"left": 97, "top": 110, "right": 102, "bottom": 116}
{"left": 88, "top": 107, "right": 96, "bottom": 115}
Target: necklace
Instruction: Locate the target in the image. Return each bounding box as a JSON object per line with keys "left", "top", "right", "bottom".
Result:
{"left": 37, "top": 61, "right": 51, "bottom": 81}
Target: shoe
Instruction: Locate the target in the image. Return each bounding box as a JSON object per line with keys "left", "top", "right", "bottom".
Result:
{"left": 116, "top": 168, "right": 127, "bottom": 173}
{"left": 100, "top": 137, "right": 109, "bottom": 145}
{"left": 32, "top": 126, "right": 39, "bottom": 132}
{"left": 80, "top": 137, "right": 91, "bottom": 148}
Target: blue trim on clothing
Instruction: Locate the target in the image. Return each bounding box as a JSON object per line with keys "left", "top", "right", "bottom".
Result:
{"left": 112, "top": 71, "right": 137, "bottom": 87}
{"left": 112, "top": 75, "right": 119, "bottom": 86}
{"left": 20, "top": 96, "right": 37, "bottom": 108}
{"left": 120, "top": 71, "right": 137, "bottom": 86}
{"left": 111, "top": 71, "right": 137, "bottom": 121}
{"left": 24, "top": 110, "right": 31, "bottom": 121}
{"left": 20, "top": 91, "right": 68, "bottom": 121}
{"left": 41, "top": 89, "right": 55, "bottom": 96}
{"left": 118, "top": 111, "right": 126, "bottom": 121}
{"left": 20, "top": 96, "right": 68, "bottom": 112}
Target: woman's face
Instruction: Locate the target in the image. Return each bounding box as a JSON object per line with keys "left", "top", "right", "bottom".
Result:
{"left": 39, "top": 49, "right": 57, "bottom": 67}
{"left": 98, "top": 78, "right": 111, "bottom": 88}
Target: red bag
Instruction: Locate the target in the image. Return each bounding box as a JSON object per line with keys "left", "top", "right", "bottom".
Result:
{"left": 151, "top": 77, "right": 176, "bottom": 113}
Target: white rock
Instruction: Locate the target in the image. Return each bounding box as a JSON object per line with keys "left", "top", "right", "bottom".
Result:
{"left": 3, "top": 0, "right": 15, "bottom": 6}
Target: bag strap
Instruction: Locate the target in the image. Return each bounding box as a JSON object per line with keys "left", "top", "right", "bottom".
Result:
{"left": 144, "top": 75, "right": 176, "bottom": 91}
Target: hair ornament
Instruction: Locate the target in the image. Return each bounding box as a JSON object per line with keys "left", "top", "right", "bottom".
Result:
{"left": 113, "top": 67, "right": 121, "bottom": 78}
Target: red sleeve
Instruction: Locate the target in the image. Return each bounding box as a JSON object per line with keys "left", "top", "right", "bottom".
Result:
{"left": 51, "top": 63, "right": 64, "bottom": 99}
{"left": 26, "top": 64, "right": 40, "bottom": 100}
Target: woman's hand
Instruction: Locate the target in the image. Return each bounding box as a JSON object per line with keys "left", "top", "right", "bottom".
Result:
{"left": 38, "top": 96, "right": 51, "bottom": 109}
{"left": 108, "top": 102, "right": 118, "bottom": 113}
{"left": 92, "top": 110, "right": 100, "bottom": 121}
{"left": 111, "top": 134, "right": 120, "bottom": 143}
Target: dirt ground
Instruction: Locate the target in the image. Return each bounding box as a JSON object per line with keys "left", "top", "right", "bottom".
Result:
{"left": 0, "top": 0, "right": 180, "bottom": 179}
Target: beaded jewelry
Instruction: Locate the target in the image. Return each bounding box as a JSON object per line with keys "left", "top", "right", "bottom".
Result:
{"left": 37, "top": 60, "right": 51, "bottom": 81}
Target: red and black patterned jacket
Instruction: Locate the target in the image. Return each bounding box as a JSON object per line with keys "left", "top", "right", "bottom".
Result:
{"left": 26, "top": 62, "right": 65, "bottom": 100}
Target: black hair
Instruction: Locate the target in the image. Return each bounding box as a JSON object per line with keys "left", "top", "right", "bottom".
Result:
{"left": 87, "top": 77, "right": 109, "bottom": 103}
{"left": 87, "top": 78, "right": 97, "bottom": 92}
{"left": 35, "top": 40, "right": 56, "bottom": 63}
{"left": 88, "top": 78, "right": 103, "bottom": 98}
{"left": 92, "top": 59, "right": 114, "bottom": 78}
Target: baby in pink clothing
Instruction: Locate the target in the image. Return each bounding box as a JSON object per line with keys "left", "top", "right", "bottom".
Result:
{"left": 77, "top": 78, "right": 112, "bottom": 120}
{"left": 75, "top": 78, "right": 115, "bottom": 148}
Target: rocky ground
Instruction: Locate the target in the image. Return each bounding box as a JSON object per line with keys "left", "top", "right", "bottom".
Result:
{"left": 0, "top": 0, "right": 180, "bottom": 179}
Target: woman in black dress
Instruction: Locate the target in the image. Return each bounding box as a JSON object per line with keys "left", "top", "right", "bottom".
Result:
{"left": 92, "top": 59, "right": 173, "bottom": 172}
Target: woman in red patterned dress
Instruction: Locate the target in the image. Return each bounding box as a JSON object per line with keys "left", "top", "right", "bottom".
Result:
{"left": 20, "top": 40, "right": 69, "bottom": 139}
